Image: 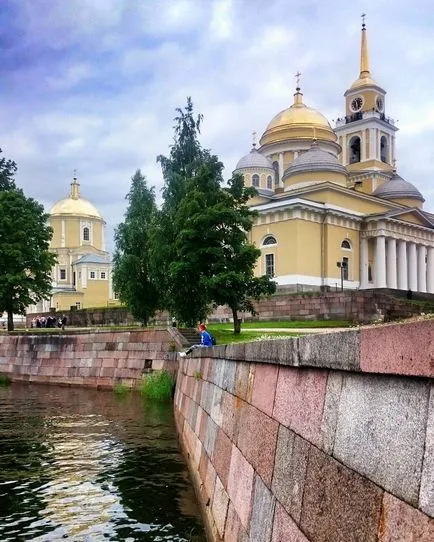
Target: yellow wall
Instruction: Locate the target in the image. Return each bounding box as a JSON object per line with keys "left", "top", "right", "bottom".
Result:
{"left": 305, "top": 189, "right": 393, "bottom": 214}
{"left": 391, "top": 198, "right": 423, "bottom": 210}
{"left": 285, "top": 170, "right": 347, "bottom": 188}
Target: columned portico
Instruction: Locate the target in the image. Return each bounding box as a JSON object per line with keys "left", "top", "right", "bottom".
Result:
{"left": 417, "top": 245, "right": 427, "bottom": 293}
{"left": 386, "top": 238, "right": 397, "bottom": 289}
{"left": 427, "top": 247, "right": 434, "bottom": 294}
{"left": 360, "top": 237, "right": 369, "bottom": 288}
{"left": 408, "top": 243, "right": 418, "bottom": 292}
{"left": 397, "top": 240, "right": 408, "bottom": 290}
{"left": 375, "top": 235, "right": 387, "bottom": 288}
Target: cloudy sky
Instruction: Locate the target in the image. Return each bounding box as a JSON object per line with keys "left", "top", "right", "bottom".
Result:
{"left": 1, "top": 0, "right": 433, "bottom": 252}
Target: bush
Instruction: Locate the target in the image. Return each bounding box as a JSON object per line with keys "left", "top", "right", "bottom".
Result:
{"left": 0, "top": 375, "right": 11, "bottom": 386}
{"left": 113, "top": 383, "right": 131, "bottom": 395}
{"left": 138, "top": 370, "right": 175, "bottom": 401}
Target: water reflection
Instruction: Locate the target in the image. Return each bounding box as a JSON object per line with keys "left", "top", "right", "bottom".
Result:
{"left": 0, "top": 384, "right": 206, "bottom": 541}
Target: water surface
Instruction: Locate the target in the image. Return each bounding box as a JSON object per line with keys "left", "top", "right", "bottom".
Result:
{"left": 0, "top": 383, "right": 206, "bottom": 541}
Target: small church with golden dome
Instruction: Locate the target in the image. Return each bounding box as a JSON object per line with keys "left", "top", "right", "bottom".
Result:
{"left": 236, "top": 21, "right": 434, "bottom": 293}
{"left": 32, "top": 176, "right": 117, "bottom": 313}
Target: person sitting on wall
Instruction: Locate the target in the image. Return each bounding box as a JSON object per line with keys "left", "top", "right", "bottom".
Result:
{"left": 61, "top": 315, "right": 67, "bottom": 330}
{"left": 179, "top": 323, "right": 213, "bottom": 357}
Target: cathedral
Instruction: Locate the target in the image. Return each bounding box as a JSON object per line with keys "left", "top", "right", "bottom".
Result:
{"left": 235, "top": 21, "right": 434, "bottom": 293}
{"left": 32, "top": 176, "right": 117, "bottom": 313}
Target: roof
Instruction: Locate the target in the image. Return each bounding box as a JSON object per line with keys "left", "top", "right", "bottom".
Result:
{"left": 50, "top": 196, "right": 102, "bottom": 218}
{"left": 235, "top": 147, "right": 274, "bottom": 171}
{"left": 73, "top": 254, "right": 111, "bottom": 265}
{"left": 373, "top": 172, "right": 424, "bottom": 201}
{"left": 283, "top": 142, "right": 347, "bottom": 179}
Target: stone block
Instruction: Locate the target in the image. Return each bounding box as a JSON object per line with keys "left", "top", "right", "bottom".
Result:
{"left": 333, "top": 373, "right": 430, "bottom": 506}
{"left": 361, "top": 320, "right": 434, "bottom": 377}
{"left": 227, "top": 444, "right": 254, "bottom": 531}
{"left": 204, "top": 416, "right": 218, "bottom": 458}
{"left": 212, "top": 476, "right": 229, "bottom": 539}
{"left": 320, "top": 371, "right": 344, "bottom": 454}
{"left": 273, "top": 366, "right": 328, "bottom": 447}
{"left": 222, "top": 359, "right": 237, "bottom": 394}
{"left": 210, "top": 386, "right": 224, "bottom": 428}
{"left": 235, "top": 362, "right": 253, "bottom": 402}
{"left": 272, "top": 425, "right": 309, "bottom": 523}
{"left": 244, "top": 338, "right": 298, "bottom": 366}
{"left": 221, "top": 390, "right": 241, "bottom": 442}
{"left": 272, "top": 502, "right": 309, "bottom": 542}
{"left": 298, "top": 329, "right": 360, "bottom": 371}
{"left": 420, "top": 384, "right": 434, "bottom": 516}
{"left": 379, "top": 492, "right": 434, "bottom": 541}
{"left": 223, "top": 502, "right": 242, "bottom": 542}
{"left": 204, "top": 457, "right": 217, "bottom": 503}
{"left": 249, "top": 474, "right": 276, "bottom": 542}
{"left": 251, "top": 363, "right": 278, "bottom": 416}
{"left": 300, "top": 446, "right": 383, "bottom": 542}
{"left": 237, "top": 402, "right": 278, "bottom": 486}
{"left": 213, "top": 428, "right": 232, "bottom": 489}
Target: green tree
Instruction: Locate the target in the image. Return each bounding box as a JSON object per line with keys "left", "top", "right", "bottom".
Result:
{"left": 113, "top": 170, "right": 159, "bottom": 325}
{"left": 0, "top": 148, "right": 17, "bottom": 191}
{"left": 0, "top": 189, "right": 56, "bottom": 330}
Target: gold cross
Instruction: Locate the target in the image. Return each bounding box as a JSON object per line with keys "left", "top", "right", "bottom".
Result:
{"left": 73, "top": 168, "right": 77, "bottom": 179}
{"left": 252, "top": 131, "right": 257, "bottom": 147}
{"left": 295, "top": 71, "right": 302, "bottom": 88}
{"left": 361, "top": 13, "right": 366, "bottom": 27}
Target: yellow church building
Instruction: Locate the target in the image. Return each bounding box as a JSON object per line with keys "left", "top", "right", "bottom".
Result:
{"left": 236, "top": 21, "right": 434, "bottom": 293}
{"left": 32, "top": 176, "right": 117, "bottom": 312}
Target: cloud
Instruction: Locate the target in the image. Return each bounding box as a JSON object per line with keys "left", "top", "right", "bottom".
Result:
{"left": 0, "top": 0, "right": 433, "bottom": 254}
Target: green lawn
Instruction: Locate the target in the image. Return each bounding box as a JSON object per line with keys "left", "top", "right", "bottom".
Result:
{"left": 210, "top": 328, "right": 302, "bottom": 345}
{"left": 210, "top": 319, "right": 351, "bottom": 330}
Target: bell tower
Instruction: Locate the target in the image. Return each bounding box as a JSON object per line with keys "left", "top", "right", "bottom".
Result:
{"left": 335, "top": 16, "right": 398, "bottom": 178}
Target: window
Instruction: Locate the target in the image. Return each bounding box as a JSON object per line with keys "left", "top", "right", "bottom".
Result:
{"left": 100, "top": 272, "right": 106, "bottom": 279}
{"left": 60, "top": 269, "right": 66, "bottom": 280}
{"left": 272, "top": 161, "right": 279, "bottom": 185}
{"left": 90, "top": 271, "right": 95, "bottom": 279}
{"left": 267, "top": 175, "right": 273, "bottom": 189}
{"left": 341, "top": 239, "right": 351, "bottom": 250}
{"left": 368, "top": 264, "right": 373, "bottom": 282}
{"left": 349, "top": 136, "right": 361, "bottom": 164}
{"left": 252, "top": 174, "right": 260, "bottom": 187}
{"left": 380, "top": 136, "right": 388, "bottom": 163}
{"left": 83, "top": 227, "right": 90, "bottom": 241}
{"left": 262, "top": 235, "right": 277, "bottom": 246}
{"left": 342, "top": 257, "right": 349, "bottom": 280}
{"left": 265, "top": 254, "right": 274, "bottom": 277}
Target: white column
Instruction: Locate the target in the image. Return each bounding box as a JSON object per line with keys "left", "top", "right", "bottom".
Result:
{"left": 369, "top": 129, "right": 376, "bottom": 159}
{"left": 427, "top": 247, "right": 434, "bottom": 294}
{"left": 278, "top": 152, "right": 284, "bottom": 183}
{"left": 397, "top": 240, "right": 407, "bottom": 290}
{"left": 386, "top": 238, "right": 397, "bottom": 289}
{"left": 418, "top": 245, "right": 427, "bottom": 293}
{"left": 375, "top": 235, "right": 387, "bottom": 288}
{"left": 360, "top": 237, "right": 369, "bottom": 288}
{"left": 342, "top": 135, "right": 347, "bottom": 165}
{"left": 408, "top": 242, "right": 418, "bottom": 292}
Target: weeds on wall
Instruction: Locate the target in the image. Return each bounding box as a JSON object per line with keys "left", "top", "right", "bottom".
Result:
{"left": 113, "top": 383, "right": 131, "bottom": 395}
{"left": 0, "top": 375, "right": 11, "bottom": 386}
{"left": 138, "top": 370, "right": 175, "bottom": 401}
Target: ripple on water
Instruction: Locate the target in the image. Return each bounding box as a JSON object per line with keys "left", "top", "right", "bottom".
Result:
{"left": 0, "top": 384, "right": 206, "bottom": 541}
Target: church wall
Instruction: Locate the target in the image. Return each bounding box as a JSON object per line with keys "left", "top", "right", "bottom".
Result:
{"left": 392, "top": 198, "right": 423, "bottom": 210}
{"left": 325, "top": 224, "right": 360, "bottom": 283}
{"left": 49, "top": 217, "right": 62, "bottom": 247}
{"left": 284, "top": 171, "right": 346, "bottom": 189}
{"left": 252, "top": 221, "right": 299, "bottom": 276}
{"left": 52, "top": 292, "right": 83, "bottom": 312}
{"left": 296, "top": 220, "right": 322, "bottom": 276}
{"left": 78, "top": 279, "right": 111, "bottom": 309}
{"left": 305, "top": 190, "right": 392, "bottom": 214}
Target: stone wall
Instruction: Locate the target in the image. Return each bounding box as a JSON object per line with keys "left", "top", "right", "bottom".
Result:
{"left": 174, "top": 318, "right": 434, "bottom": 541}
{"left": 0, "top": 328, "right": 186, "bottom": 388}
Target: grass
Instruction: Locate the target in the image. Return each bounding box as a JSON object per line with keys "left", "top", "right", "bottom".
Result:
{"left": 211, "top": 319, "right": 352, "bottom": 330}
{"left": 0, "top": 375, "right": 11, "bottom": 386}
{"left": 210, "top": 328, "right": 302, "bottom": 345}
{"left": 113, "top": 383, "right": 131, "bottom": 395}
{"left": 138, "top": 370, "right": 175, "bottom": 401}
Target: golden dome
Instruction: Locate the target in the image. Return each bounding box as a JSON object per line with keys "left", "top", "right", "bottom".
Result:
{"left": 260, "top": 90, "right": 337, "bottom": 147}
{"left": 50, "top": 179, "right": 102, "bottom": 219}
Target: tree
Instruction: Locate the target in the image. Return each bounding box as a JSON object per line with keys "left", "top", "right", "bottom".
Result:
{"left": 0, "top": 189, "right": 56, "bottom": 330}
{"left": 0, "top": 148, "right": 17, "bottom": 191}
{"left": 113, "top": 170, "right": 159, "bottom": 325}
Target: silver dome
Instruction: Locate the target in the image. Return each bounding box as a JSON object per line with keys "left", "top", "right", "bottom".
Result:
{"left": 283, "top": 142, "right": 347, "bottom": 179}
{"left": 373, "top": 172, "right": 424, "bottom": 201}
{"left": 235, "top": 147, "right": 274, "bottom": 171}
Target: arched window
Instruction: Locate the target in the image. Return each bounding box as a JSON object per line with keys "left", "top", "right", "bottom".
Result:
{"left": 272, "top": 161, "right": 279, "bottom": 185}
{"left": 262, "top": 235, "right": 277, "bottom": 246}
{"left": 252, "top": 174, "right": 260, "bottom": 187}
{"left": 83, "top": 227, "right": 90, "bottom": 241}
{"left": 349, "top": 136, "right": 361, "bottom": 164}
{"left": 380, "top": 136, "right": 388, "bottom": 163}
{"left": 341, "top": 239, "right": 352, "bottom": 250}
{"left": 267, "top": 175, "right": 273, "bottom": 190}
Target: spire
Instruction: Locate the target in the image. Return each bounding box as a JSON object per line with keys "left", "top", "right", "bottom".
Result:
{"left": 293, "top": 71, "right": 304, "bottom": 107}
{"left": 70, "top": 170, "right": 80, "bottom": 200}
{"left": 359, "top": 14, "right": 370, "bottom": 78}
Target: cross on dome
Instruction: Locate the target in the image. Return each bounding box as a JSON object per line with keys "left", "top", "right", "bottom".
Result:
{"left": 295, "top": 71, "right": 302, "bottom": 91}
{"left": 252, "top": 131, "right": 257, "bottom": 148}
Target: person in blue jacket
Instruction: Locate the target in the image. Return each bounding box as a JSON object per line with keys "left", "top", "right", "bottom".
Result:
{"left": 180, "top": 323, "right": 213, "bottom": 356}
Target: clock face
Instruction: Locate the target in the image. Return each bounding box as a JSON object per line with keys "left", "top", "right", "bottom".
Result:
{"left": 351, "top": 96, "right": 363, "bottom": 112}
{"left": 376, "top": 96, "right": 384, "bottom": 112}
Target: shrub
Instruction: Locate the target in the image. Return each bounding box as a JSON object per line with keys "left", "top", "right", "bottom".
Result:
{"left": 138, "top": 370, "right": 175, "bottom": 401}
{"left": 113, "top": 383, "right": 131, "bottom": 395}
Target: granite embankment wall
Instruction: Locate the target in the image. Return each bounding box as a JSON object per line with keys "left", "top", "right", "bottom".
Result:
{"left": 174, "top": 318, "right": 434, "bottom": 541}
{"left": 27, "top": 289, "right": 431, "bottom": 327}
{"left": 0, "top": 328, "right": 185, "bottom": 388}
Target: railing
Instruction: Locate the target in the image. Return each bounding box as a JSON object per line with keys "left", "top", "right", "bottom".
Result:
{"left": 335, "top": 110, "right": 396, "bottom": 127}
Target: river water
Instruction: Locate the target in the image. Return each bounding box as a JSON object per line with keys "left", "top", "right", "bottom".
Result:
{"left": 0, "top": 384, "right": 206, "bottom": 541}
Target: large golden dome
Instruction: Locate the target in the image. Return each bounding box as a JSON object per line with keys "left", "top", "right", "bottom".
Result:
{"left": 50, "top": 179, "right": 102, "bottom": 219}
{"left": 260, "top": 90, "right": 337, "bottom": 148}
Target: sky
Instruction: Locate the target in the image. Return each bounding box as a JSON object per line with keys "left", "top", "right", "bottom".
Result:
{"left": 1, "top": 0, "right": 434, "bottom": 253}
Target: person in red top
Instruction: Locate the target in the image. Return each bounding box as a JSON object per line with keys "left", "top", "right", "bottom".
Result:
{"left": 180, "top": 323, "right": 213, "bottom": 356}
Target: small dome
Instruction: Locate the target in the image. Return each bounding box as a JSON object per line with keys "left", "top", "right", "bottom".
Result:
{"left": 50, "top": 178, "right": 102, "bottom": 219}
{"left": 283, "top": 142, "right": 347, "bottom": 179}
{"left": 373, "top": 172, "right": 424, "bottom": 202}
{"left": 234, "top": 147, "right": 273, "bottom": 171}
